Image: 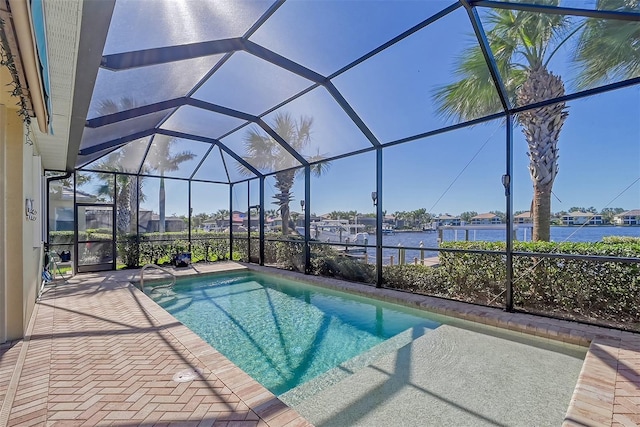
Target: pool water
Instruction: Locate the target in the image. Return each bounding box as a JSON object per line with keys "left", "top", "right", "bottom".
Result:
{"left": 148, "top": 271, "right": 440, "bottom": 395}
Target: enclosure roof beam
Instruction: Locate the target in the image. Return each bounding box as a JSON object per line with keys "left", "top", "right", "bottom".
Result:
{"left": 461, "top": 0, "right": 512, "bottom": 112}
{"left": 329, "top": 2, "right": 462, "bottom": 79}
{"left": 189, "top": 144, "right": 216, "bottom": 181}
{"left": 186, "top": 98, "right": 257, "bottom": 121}
{"left": 156, "top": 129, "right": 263, "bottom": 177}
{"left": 509, "top": 77, "right": 640, "bottom": 115}
{"left": 256, "top": 119, "right": 309, "bottom": 167}
{"left": 78, "top": 129, "right": 156, "bottom": 156}
{"left": 100, "top": 38, "right": 245, "bottom": 70}
{"left": 241, "top": 40, "right": 326, "bottom": 84}
{"left": 325, "top": 82, "right": 381, "bottom": 147}
{"left": 85, "top": 97, "right": 256, "bottom": 129}
{"left": 85, "top": 97, "right": 185, "bottom": 128}
{"left": 471, "top": 0, "right": 640, "bottom": 22}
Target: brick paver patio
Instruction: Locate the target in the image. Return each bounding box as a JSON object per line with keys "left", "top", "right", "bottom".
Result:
{"left": 0, "top": 262, "right": 309, "bottom": 426}
{"left": 0, "top": 261, "right": 638, "bottom": 426}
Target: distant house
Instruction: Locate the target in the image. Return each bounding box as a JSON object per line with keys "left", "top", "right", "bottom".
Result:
{"left": 436, "top": 214, "right": 461, "bottom": 226}
{"left": 49, "top": 185, "right": 95, "bottom": 231}
{"left": 138, "top": 211, "right": 186, "bottom": 233}
{"left": 201, "top": 221, "right": 224, "bottom": 232}
{"left": 514, "top": 211, "right": 532, "bottom": 224}
{"left": 562, "top": 211, "right": 603, "bottom": 225}
{"left": 613, "top": 209, "right": 640, "bottom": 226}
{"left": 382, "top": 215, "right": 398, "bottom": 229}
{"left": 470, "top": 213, "right": 502, "bottom": 225}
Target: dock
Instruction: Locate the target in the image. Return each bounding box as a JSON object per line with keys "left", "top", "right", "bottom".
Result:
{"left": 437, "top": 224, "right": 533, "bottom": 241}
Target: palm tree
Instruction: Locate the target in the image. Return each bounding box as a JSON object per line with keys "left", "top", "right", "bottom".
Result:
{"left": 146, "top": 138, "right": 196, "bottom": 232}
{"left": 434, "top": 2, "right": 571, "bottom": 241}
{"left": 433, "top": 0, "right": 638, "bottom": 241}
{"left": 213, "top": 209, "right": 230, "bottom": 220}
{"left": 93, "top": 152, "right": 144, "bottom": 234}
{"left": 91, "top": 98, "right": 148, "bottom": 234}
{"left": 240, "top": 112, "right": 330, "bottom": 236}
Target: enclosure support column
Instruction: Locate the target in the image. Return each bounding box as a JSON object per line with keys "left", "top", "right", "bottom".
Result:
{"left": 229, "top": 183, "right": 233, "bottom": 261}
{"left": 136, "top": 175, "right": 140, "bottom": 267}
{"left": 73, "top": 172, "right": 78, "bottom": 275}
{"left": 376, "top": 148, "right": 383, "bottom": 288}
{"left": 188, "top": 180, "right": 192, "bottom": 252}
{"left": 505, "top": 114, "right": 514, "bottom": 311}
{"left": 112, "top": 172, "right": 117, "bottom": 270}
{"left": 246, "top": 182, "right": 251, "bottom": 261}
{"left": 304, "top": 166, "right": 311, "bottom": 274}
{"left": 259, "top": 177, "right": 265, "bottom": 266}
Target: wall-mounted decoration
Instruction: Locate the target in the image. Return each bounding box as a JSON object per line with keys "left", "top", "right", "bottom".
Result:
{"left": 25, "top": 198, "right": 37, "bottom": 221}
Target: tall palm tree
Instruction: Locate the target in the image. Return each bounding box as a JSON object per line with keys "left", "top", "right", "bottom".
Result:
{"left": 434, "top": 0, "right": 638, "bottom": 241}
{"left": 146, "top": 138, "right": 196, "bottom": 232}
{"left": 434, "top": 1, "right": 571, "bottom": 241}
{"left": 93, "top": 151, "right": 145, "bottom": 234}
{"left": 92, "top": 98, "right": 148, "bottom": 234}
{"left": 240, "top": 112, "right": 330, "bottom": 236}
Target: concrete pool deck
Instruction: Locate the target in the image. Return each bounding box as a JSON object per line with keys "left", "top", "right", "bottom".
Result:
{"left": 0, "top": 261, "right": 638, "bottom": 426}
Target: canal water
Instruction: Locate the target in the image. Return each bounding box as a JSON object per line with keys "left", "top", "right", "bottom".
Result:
{"left": 360, "top": 226, "right": 639, "bottom": 264}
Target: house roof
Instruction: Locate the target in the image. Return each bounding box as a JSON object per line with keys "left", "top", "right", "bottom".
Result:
{"left": 617, "top": 209, "right": 640, "bottom": 217}
{"left": 515, "top": 211, "right": 531, "bottom": 218}
{"left": 471, "top": 213, "right": 498, "bottom": 219}
{"left": 567, "top": 211, "right": 600, "bottom": 217}
{"left": 437, "top": 214, "right": 459, "bottom": 220}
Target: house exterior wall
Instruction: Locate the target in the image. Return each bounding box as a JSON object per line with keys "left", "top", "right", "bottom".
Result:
{"left": 22, "top": 140, "right": 43, "bottom": 335}
{"left": 1, "top": 100, "right": 43, "bottom": 342}
{"left": 562, "top": 214, "right": 603, "bottom": 225}
{"left": 437, "top": 217, "right": 461, "bottom": 226}
{"left": 614, "top": 214, "right": 639, "bottom": 225}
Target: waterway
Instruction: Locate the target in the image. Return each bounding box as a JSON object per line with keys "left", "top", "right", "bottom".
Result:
{"left": 358, "top": 226, "right": 639, "bottom": 263}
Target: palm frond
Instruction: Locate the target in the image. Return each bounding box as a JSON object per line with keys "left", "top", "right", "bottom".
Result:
{"left": 433, "top": 45, "right": 505, "bottom": 121}
{"left": 240, "top": 112, "right": 323, "bottom": 174}
{"left": 573, "top": 0, "right": 640, "bottom": 89}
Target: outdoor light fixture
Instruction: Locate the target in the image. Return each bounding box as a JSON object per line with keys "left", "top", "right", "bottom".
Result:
{"left": 371, "top": 191, "right": 377, "bottom": 206}
{"left": 300, "top": 200, "right": 305, "bottom": 211}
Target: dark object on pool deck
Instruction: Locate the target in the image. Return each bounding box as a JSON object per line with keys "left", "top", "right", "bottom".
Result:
{"left": 59, "top": 250, "right": 71, "bottom": 262}
{"left": 174, "top": 252, "right": 191, "bottom": 268}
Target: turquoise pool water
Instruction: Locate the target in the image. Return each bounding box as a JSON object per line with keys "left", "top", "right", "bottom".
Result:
{"left": 148, "top": 271, "right": 440, "bottom": 395}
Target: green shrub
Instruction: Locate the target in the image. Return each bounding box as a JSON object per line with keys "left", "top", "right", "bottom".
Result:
{"left": 434, "top": 241, "right": 640, "bottom": 330}
{"left": 116, "top": 234, "right": 139, "bottom": 268}
{"left": 383, "top": 264, "right": 448, "bottom": 295}
{"left": 50, "top": 231, "right": 74, "bottom": 244}
{"left": 602, "top": 235, "right": 640, "bottom": 244}
{"left": 309, "top": 245, "right": 376, "bottom": 284}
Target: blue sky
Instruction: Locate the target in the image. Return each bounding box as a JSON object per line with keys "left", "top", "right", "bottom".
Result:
{"left": 93, "top": 0, "right": 640, "bottom": 218}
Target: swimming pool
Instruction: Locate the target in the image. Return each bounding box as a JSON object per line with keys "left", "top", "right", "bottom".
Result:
{"left": 147, "top": 270, "right": 440, "bottom": 395}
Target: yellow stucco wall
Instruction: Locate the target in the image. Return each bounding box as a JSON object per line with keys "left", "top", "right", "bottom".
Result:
{"left": 1, "top": 101, "right": 25, "bottom": 340}
{"left": 0, "top": 64, "right": 43, "bottom": 342}
{"left": 23, "top": 140, "right": 43, "bottom": 331}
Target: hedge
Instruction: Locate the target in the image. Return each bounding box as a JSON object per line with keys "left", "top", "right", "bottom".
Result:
{"left": 384, "top": 240, "right": 640, "bottom": 331}
{"left": 48, "top": 230, "right": 640, "bottom": 330}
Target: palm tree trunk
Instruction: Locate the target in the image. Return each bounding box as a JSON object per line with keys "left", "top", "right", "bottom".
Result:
{"left": 532, "top": 183, "right": 552, "bottom": 241}
{"left": 159, "top": 175, "right": 166, "bottom": 233}
{"left": 130, "top": 179, "right": 138, "bottom": 233}
{"left": 116, "top": 189, "right": 130, "bottom": 234}
{"left": 115, "top": 176, "right": 133, "bottom": 234}
{"left": 517, "top": 65, "right": 568, "bottom": 241}
{"left": 274, "top": 171, "right": 295, "bottom": 236}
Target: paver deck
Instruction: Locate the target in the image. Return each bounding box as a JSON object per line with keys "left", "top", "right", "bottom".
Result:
{"left": 0, "top": 261, "right": 638, "bottom": 426}
{"left": 0, "top": 262, "right": 309, "bottom": 427}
